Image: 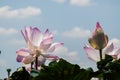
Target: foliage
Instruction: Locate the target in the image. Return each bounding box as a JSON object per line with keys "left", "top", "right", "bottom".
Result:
{"left": 33, "top": 58, "right": 93, "bottom": 80}
{"left": 9, "top": 57, "right": 120, "bottom": 80}
{"left": 10, "top": 67, "right": 31, "bottom": 80}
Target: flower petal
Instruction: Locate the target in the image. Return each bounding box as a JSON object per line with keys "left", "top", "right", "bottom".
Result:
{"left": 24, "top": 26, "right": 32, "bottom": 42}
{"left": 96, "top": 22, "right": 103, "bottom": 32}
{"left": 117, "top": 53, "right": 120, "bottom": 60}
{"left": 109, "top": 48, "right": 120, "bottom": 59}
{"left": 21, "top": 27, "right": 27, "bottom": 42}
{"left": 16, "top": 55, "right": 24, "bottom": 62}
{"left": 103, "top": 35, "right": 108, "bottom": 48}
{"left": 93, "top": 22, "right": 103, "bottom": 34}
{"left": 84, "top": 45, "right": 100, "bottom": 62}
{"left": 31, "top": 27, "right": 43, "bottom": 47}
{"left": 103, "top": 43, "right": 114, "bottom": 54}
{"left": 41, "top": 37, "right": 53, "bottom": 45}
{"left": 43, "top": 54, "right": 59, "bottom": 61}
{"left": 22, "top": 55, "right": 35, "bottom": 64}
{"left": 37, "top": 56, "right": 46, "bottom": 66}
{"left": 22, "top": 27, "right": 33, "bottom": 49}
{"left": 40, "top": 37, "right": 53, "bottom": 51}
{"left": 88, "top": 38, "right": 98, "bottom": 49}
{"left": 16, "top": 48, "right": 33, "bottom": 56}
{"left": 47, "top": 42, "right": 64, "bottom": 52}
{"left": 43, "top": 29, "right": 53, "bottom": 40}
{"left": 115, "top": 49, "right": 120, "bottom": 59}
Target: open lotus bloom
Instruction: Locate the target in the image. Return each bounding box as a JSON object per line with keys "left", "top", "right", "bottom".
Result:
{"left": 16, "top": 27, "right": 63, "bottom": 65}
{"left": 89, "top": 22, "right": 108, "bottom": 50}
{"left": 84, "top": 40, "right": 120, "bottom": 62}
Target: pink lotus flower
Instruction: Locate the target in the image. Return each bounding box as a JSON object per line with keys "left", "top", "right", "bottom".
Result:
{"left": 88, "top": 22, "right": 108, "bottom": 50}
{"left": 84, "top": 40, "right": 120, "bottom": 62}
{"left": 16, "top": 27, "right": 63, "bottom": 66}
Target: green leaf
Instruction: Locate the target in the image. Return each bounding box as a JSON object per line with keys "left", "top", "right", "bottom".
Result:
{"left": 34, "top": 58, "right": 95, "bottom": 80}
{"left": 30, "top": 69, "right": 39, "bottom": 77}
{"left": 10, "top": 67, "right": 31, "bottom": 80}
{"left": 73, "top": 68, "right": 93, "bottom": 80}
{"left": 105, "top": 54, "right": 113, "bottom": 62}
{"left": 104, "top": 71, "right": 120, "bottom": 80}
{"left": 97, "top": 55, "right": 113, "bottom": 70}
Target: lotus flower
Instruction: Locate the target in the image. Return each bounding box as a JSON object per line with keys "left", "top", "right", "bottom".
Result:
{"left": 16, "top": 27, "right": 63, "bottom": 66}
{"left": 88, "top": 22, "right": 108, "bottom": 50}
{"left": 84, "top": 40, "right": 120, "bottom": 62}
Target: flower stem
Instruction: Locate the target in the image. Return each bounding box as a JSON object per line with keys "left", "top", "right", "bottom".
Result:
{"left": 99, "top": 49, "right": 102, "bottom": 61}
{"left": 35, "top": 57, "right": 38, "bottom": 70}
{"left": 31, "top": 62, "right": 33, "bottom": 69}
{"left": 99, "top": 49, "right": 104, "bottom": 80}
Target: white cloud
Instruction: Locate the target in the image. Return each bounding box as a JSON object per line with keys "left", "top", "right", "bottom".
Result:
{"left": 9, "top": 39, "right": 25, "bottom": 45}
{"left": 0, "top": 6, "right": 41, "bottom": 18}
{"left": 53, "top": 46, "right": 79, "bottom": 63}
{"left": 0, "top": 27, "right": 18, "bottom": 35}
{"left": 62, "top": 27, "right": 90, "bottom": 38}
{"left": 69, "top": 0, "right": 95, "bottom": 6}
{"left": 52, "top": 0, "right": 66, "bottom": 3}
{"left": 52, "top": 0, "right": 95, "bottom": 6}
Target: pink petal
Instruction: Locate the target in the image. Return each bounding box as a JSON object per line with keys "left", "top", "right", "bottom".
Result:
{"left": 25, "top": 27, "right": 32, "bottom": 41}
{"left": 37, "top": 56, "right": 46, "bottom": 66}
{"left": 47, "top": 42, "right": 64, "bottom": 52}
{"left": 22, "top": 55, "right": 35, "bottom": 64}
{"left": 43, "top": 54, "right": 59, "bottom": 61}
{"left": 84, "top": 45, "right": 100, "bottom": 62}
{"left": 16, "top": 48, "right": 33, "bottom": 56}
{"left": 103, "top": 43, "right": 114, "bottom": 54}
{"left": 16, "top": 55, "right": 24, "bottom": 62}
{"left": 22, "top": 27, "right": 33, "bottom": 49}
{"left": 117, "top": 53, "right": 120, "bottom": 59}
{"left": 21, "top": 28, "right": 27, "bottom": 43}
{"left": 110, "top": 48, "right": 120, "bottom": 59}
{"left": 44, "top": 29, "right": 49, "bottom": 35}
{"left": 41, "top": 44, "right": 51, "bottom": 52}
{"left": 116, "top": 49, "right": 120, "bottom": 59}
{"left": 95, "top": 22, "right": 104, "bottom": 33}
{"left": 43, "top": 29, "right": 53, "bottom": 40}
{"left": 40, "top": 37, "right": 53, "bottom": 51}
{"left": 93, "top": 22, "right": 103, "bottom": 36}
{"left": 31, "top": 27, "right": 43, "bottom": 47}
{"left": 96, "top": 22, "right": 102, "bottom": 29}
{"left": 41, "top": 37, "right": 53, "bottom": 45}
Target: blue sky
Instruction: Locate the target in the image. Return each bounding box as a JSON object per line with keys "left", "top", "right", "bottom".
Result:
{"left": 0, "top": 0, "right": 120, "bottom": 79}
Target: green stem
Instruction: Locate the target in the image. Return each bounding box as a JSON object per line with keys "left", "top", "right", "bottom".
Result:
{"left": 99, "top": 49, "right": 102, "bottom": 61}
{"left": 99, "top": 49, "right": 104, "bottom": 80}
{"left": 31, "top": 62, "right": 33, "bottom": 69}
{"left": 35, "top": 57, "right": 38, "bottom": 70}
{"left": 8, "top": 72, "right": 10, "bottom": 78}
{"left": 7, "top": 69, "right": 11, "bottom": 79}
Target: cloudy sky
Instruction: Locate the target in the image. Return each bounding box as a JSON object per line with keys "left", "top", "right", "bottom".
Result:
{"left": 0, "top": 0, "right": 120, "bottom": 78}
